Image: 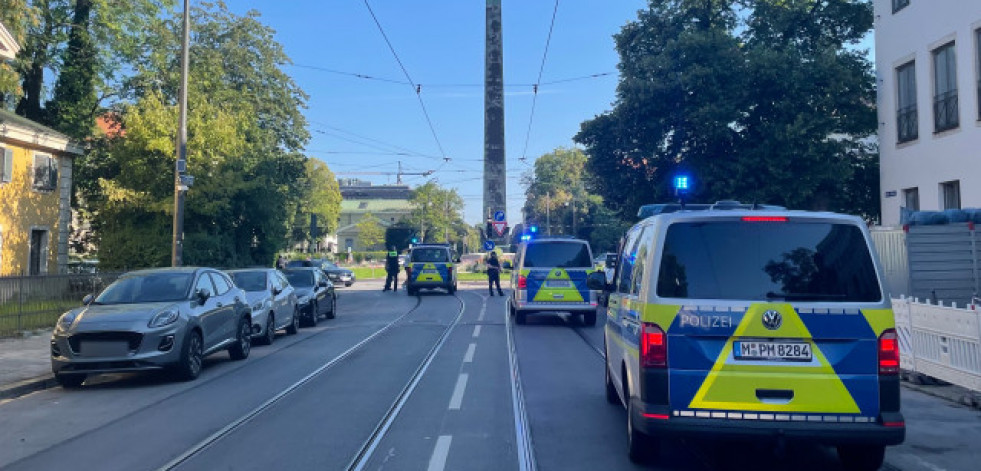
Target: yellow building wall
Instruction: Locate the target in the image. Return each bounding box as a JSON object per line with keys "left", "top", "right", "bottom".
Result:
{"left": 0, "top": 143, "right": 61, "bottom": 276}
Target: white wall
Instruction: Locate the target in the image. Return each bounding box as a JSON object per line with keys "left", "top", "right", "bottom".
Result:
{"left": 876, "top": 0, "right": 981, "bottom": 226}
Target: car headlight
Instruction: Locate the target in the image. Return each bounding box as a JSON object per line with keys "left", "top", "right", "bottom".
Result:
{"left": 148, "top": 309, "right": 180, "bottom": 328}
{"left": 58, "top": 312, "right": 78, "bottom": 330}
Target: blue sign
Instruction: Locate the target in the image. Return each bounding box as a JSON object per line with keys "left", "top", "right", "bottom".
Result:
{"left": 483, "top": 240, "right": 496, "bottom": 251}
{"left": 493, "top": 210, "right": 506, "bottom": 222}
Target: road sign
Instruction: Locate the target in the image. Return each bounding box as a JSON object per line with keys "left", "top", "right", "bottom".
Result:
{"left": 483, "top": 240, "right": 495, "bottom": 251}
{"left": 493, "top": 210, "right": 506, "bottom": 222}
{"left": 492, "top": 221, "right": 507, "bottom": 237}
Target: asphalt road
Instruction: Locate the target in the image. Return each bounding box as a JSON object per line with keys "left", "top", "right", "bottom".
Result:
{"left": 0, "top": 287, "right": 978, "bottom": 471}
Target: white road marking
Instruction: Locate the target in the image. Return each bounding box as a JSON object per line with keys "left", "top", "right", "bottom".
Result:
{"left": 478, "top": 303, "right": 487, "bottom": 321}
{"left": 448, "top": 373, "right": 469, "bottom": 410}
{"left": 463, "top": 343, "right": 476, "bottom": 363}
{"left": 427, "top": 435, "right": 453, "bottom": 471}
{"left": 472, "top": 325, "right": 482, "bottom": 338}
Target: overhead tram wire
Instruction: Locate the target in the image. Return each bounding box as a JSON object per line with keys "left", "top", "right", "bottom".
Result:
{"left": 288, "top": 63, "right": 410, "bottom": 85}
{"left": 312, "top": 128, "right": 443, "bottom": 162}
{"left": 519, "top": 0, "right": 561, "bottom": 166}
{"left": 291, "top": 63, "right": 613, "bottom": 88}
{"left": 308, "top": 120, "right": 443, "bottom": 160}
{"left": 362, "top": 0, "right": 450, "bottom": 163}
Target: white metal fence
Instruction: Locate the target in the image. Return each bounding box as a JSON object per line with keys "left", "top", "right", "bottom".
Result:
{"left": 892, "top": 296, "right": 981, "bottom": 392}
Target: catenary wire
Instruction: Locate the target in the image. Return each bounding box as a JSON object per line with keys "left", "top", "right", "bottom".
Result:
{"left": 519, "top": 0, "right": 561, "bottom": 164}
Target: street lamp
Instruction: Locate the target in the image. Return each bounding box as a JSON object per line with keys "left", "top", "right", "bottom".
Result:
{"left": 171, "top": 0, "right": 191, "bottom": 266}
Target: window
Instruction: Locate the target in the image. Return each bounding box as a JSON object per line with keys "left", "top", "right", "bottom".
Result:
{"left": 522, "top": 242, "right": 591, "bottom": 268}
{"left": 0, "top": 146, "right": 12, "bottom": 183}
{"left": 410, "top": 248, "right": 449, "bottom": 263}
{"left": 892, "top": 0, "right": 909, "bottom": 13}
{"left": 194, "top": 274, "right": 215, "bottom": 296}
{"left": 209, "top": 272, "right": 233, "bottom": 295}
{"left": 933, "top": 42, "right": 959, "bottom": 132}
{"left": 896, "top": 61, "right": 918, "bottom": 142}
{"left": 941, "top": 180, "right": 961, "bottom": 209}
{"left": 656, "top": 221, "right": 881, "bottom": 302}
{"left": 631, "top": 227, "right": 652, "bottom": 296}
{"left": 32, "top": 153, "right": 58, "bottom": 191}
{"left": 903, "top": 187, "right": 920, "bottom": 210}
{"left": 616, "top": 227, "right": 642, "bottom": 293}
{"left": 976, "top": 29, "right": 981, "bottom": 120}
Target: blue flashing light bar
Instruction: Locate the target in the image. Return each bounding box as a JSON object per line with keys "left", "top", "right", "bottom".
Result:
{"left": 674, "top": 175, "right": 690, "bottom": 191}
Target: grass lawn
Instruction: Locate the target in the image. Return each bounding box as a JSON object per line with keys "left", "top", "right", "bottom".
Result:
{"left": 0, "top": 300, "right": 79, "bottom": 337}
{"left": 349, "top": 267, "right": 386, "bottom": 280}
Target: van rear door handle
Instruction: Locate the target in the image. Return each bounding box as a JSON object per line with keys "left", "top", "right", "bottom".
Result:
{"left": 756, "top": 389, "right": 794, "bottom": 404}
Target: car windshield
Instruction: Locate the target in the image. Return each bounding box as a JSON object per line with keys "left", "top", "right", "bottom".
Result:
{"left": 657, "top": 221, "right": 882, "bottom": 302}
{"left": 411, "top": 248, "right": 449, "bottom": 263}
{"left": 285, "top": 260, "right": 311, "bottom": 268}
{"left": 230, "top": 271, "right": 267, "bottom": 292}
{"left": 523, "top": 242, "right": 592, "bottom": 268}
{"left": 323, "top": 262, "right": 339, "bottom": 270}
{"left": 284, "top": 270, "right": 315, "bottom": 287}
{"left": 94, "top": 273, "right": 193, "bottom": 304}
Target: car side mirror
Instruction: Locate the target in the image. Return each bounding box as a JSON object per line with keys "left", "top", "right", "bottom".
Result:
{"left": 196, "top": 288, "right": 211, "bottom": 303}
{"left": 586, "top": 272, "right": 608, "bottom": 291}
{"left": 272, "top": 286, "right": 282, "bottom": 296}
{"left": 82, "top": 294, "right": 94, "bottom": 305}
{"left": 319, "top": 280, "right": 328, "bottom": 288}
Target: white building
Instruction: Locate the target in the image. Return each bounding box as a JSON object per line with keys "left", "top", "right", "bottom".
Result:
{"left": 876, "top": 0, "right": 981, "bottom": 226}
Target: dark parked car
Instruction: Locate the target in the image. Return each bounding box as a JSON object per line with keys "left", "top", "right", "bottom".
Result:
{"left": 286, "top": 259, "right": 355, "bottom": 287}
{"left": 282, "top": 268, "right": 336, "bottom": 327}
{"left": 50, "top": 268, "right": 253, "bottom": 387}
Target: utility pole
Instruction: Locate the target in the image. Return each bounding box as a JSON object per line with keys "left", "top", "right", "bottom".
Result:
{"left": 483, "top": 0, "right": 506, "bottom": 236}
{"left": 546, "top": 192, "right": 551, "bottom": 236}
{"left": 171, "top": 0, "right": 190, "bottom": 267}
{"left": 444, "top": 198, "right": 450, "bottom": 242}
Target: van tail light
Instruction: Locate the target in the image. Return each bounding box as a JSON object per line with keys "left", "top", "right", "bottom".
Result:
{"left": 405, "top": 266, "right": 412, "bottom": 276}
{"left": 518, "top": 275, "right": 527, "bottom": 289}
{"left": 641, "top": 323, "right": 667, "bottom": 369}
{"left": 878, "top": 329, "right": 900, "bottom": 375}
{"left": 447, "top": 265, "right": 453, "bottom": 274}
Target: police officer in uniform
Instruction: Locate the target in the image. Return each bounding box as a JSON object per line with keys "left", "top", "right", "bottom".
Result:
{"left": 486, "top": 251, "right": 504, "bottom": 296}
{"left": 383, "top": 247, "right": 400, "bottom": 291}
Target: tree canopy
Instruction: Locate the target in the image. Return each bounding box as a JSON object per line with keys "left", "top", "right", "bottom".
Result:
{"left": 407, "top": 182, "right": 466, "bottom": 244}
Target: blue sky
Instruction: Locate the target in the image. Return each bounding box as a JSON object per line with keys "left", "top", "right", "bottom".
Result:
{"left": 228, "top": 0, "right": 648, "bottom": 224}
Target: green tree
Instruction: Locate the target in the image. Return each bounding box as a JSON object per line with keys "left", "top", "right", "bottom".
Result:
{"left": 356, "top": 213, "right": 385, "bottom": 250}
{"left": 0, "top": 0, "right": 31, "bottom": 107}
{"left": 576, "top": 0, "right": 878, "bottom": 220}
{"left": 408, "top": 182, "right": 465, "bottom": 243}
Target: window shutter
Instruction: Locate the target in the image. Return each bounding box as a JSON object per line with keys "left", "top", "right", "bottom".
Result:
{"left": 1, "top": 148, "right": 12, "bottom": 183}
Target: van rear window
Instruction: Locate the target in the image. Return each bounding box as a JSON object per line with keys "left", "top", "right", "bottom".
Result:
{"left": 523, "top": 242, "right": 592, "bottom": 268}
{"left": 657, "top": 221, "right": 881, "bottom": 302}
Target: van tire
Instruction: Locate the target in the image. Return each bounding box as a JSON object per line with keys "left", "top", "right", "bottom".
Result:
{"left": 837, "top": 445, "right": 885, "bottom": 471}
{"left": 605, "top": 361, "right": 620, "bottom": 405}
{"left": 515, "top": 309, "right": 527, "bottom": 325}
{"left": 584, "top": 310, "right": 597, "bottom": 326}
{"left": 627, "top": 395, "right": 659, "bottom": 463}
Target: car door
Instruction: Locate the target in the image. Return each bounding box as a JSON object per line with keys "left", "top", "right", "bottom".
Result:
{"left": 607, "top": 226, "right": 644, "bottom": 395}
{"left": 272, "top": 272, "right": 290, "bottom": 329}
{"left": 313, "top": 270, "right": 327, "bottom": 316}
{"left": 208, "top": 272, "right": 239, "bottom": 344}
{"left": 191, "top": 273, "right": 222, "bottom": 348}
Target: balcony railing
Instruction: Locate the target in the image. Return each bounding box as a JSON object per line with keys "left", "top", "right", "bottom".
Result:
{"left": 896, "top": 105, "right": 918, "bottom": 143}
{"left": 933, "top": 90, "right": 959, "bottom": 133}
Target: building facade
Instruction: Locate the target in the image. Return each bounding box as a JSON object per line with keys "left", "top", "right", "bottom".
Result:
{"left": 876, "top": 0, "right": 981, "bottom": 226}
{"left": 335, "top": 182, "right": 413, "bottom": 252}
{"left": 0, "top": 110, "right": 84, "bottom": 276}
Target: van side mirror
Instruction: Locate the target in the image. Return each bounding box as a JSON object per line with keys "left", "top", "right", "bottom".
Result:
{"left": 586, "top": 272, "right": 607, "bottom": 291}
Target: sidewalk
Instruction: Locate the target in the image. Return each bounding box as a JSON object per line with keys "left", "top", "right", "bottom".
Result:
{"left": 0, "top": 329, "right": 57, "bottom": 400}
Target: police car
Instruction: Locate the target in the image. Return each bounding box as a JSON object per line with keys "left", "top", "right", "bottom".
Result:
{"left": 508, "top": 237, "right": 599, "bottom": 325}
{"left": 587, "top": 207, "right": 904, "bottom": 469}
{"left": 404, "top": 244, "right": 458, "bottom": 295}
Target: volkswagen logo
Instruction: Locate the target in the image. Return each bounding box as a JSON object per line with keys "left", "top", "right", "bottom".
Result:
{"left": 761, "top": 310, "right": 782, "bottom": 330}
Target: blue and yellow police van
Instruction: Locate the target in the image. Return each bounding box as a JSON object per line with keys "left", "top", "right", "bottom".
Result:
{"left": 404, "top": 244, "right": 458, "bottom": 296}
{"left": 587, "top": 208, "right": 904, "bottom": 469}
{"left": 508, "top": 237, "right": 599, "bottom": 325}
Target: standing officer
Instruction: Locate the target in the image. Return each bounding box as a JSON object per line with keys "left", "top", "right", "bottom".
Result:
{"left": 486, "top": 251, "right": 504, "bottom": 296}
{"left": 384, "top": 246, "right": 400, "bottom": 291}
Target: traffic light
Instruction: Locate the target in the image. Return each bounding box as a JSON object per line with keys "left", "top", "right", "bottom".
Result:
{"left": 486, "top": 220, "right": 493, "bottom": 239}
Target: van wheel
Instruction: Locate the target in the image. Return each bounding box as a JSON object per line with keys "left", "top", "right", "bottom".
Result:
{"left": 626, "top": 377, "right": 659, "bottom": 463}
{"left": 605, "top": 361, "right": 620, "bottom": 405}
{"left": 837, "top": 445, "right": 885, "bottom": 471}
{"left": 584, "top": 310, "right": 597, "bottom": 326}
{"left": 515, "top": 309, "right": 527, "bottom": 325}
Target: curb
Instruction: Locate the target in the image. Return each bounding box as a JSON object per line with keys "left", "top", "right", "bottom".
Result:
{"left": 0, "top": 374, "right": 58, "bottom": 401}
{"left": 901, "top": 380, "right": 981, "bottom": 410}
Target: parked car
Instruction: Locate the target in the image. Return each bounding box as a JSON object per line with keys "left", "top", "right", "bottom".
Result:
{"left": 286, "top": 259, "right": 355, "bottom": 287}
{"left": 282, "top": 268, "right": 336, "bottom": 327}
{"left": 227, "top": 268, "right": 300, "bottom": 345}
{"left": 50, "top": 267, "right": 253, "bottom": 387}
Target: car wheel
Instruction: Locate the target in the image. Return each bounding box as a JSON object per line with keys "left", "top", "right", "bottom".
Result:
{"left": 257, "top": 314, "right": 275, "bottom": 346}
{"left": 305, "top": 302, "right": 319, "bottom": 327}
{"left": 515, "top": 309, "right": 527, "bottom": 325}
{"left": 448, "top": 284, "right": 457, "bottom": 295}
{"left": 286, "top": 307, "right": 300, "bottom": 335}
{"left": 584, "top": 310, "right": 597, "bottom": 326}
{"left": 605, "top": 360, "right": 620, "bottom": 405}
{"left": 326, "top": 296, "right": 336, "bottom": 319}
{"left": 345, "top": 282, "right": 353, "bottom": 287}
{"left": 837, "top": 445, "right": 885, "bottom": 471}
{"left": 229, "top": 317, "right": 252, "bottom": 360}
{"left": 174, "top": 330, "right": 203, "bottom": 381}
{"left": 626, "top": 377, "right": 659, "bottom": 463}
{"left": 55, "top": 373, "right": 86, "bottom": 389}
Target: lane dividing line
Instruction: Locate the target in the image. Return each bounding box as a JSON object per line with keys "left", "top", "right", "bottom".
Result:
{"left": 157, "top": 296, "right": 424, "bottom": 471}
{"left": 427, "top": 436, "right": 453, "bottom": 471}
{"left": 448, "top": 374, "right": 469, "bottom": 410}
{"left": 505, "top": 294, "right": 537, "bottom": 471}
{"left": 478, "top": 303, "right": 487, "bottom": 322}
{"left": 347, "top": 295, "right": 467, "bottom": 471}
{"left": 463, "top": 343, "right": 476, "bottom": 363}
{"left": 472, "top": 325, "right": 482, "bottom": 338}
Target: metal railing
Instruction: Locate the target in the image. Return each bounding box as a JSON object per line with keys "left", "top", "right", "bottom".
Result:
{"left": 933, "top": 90, "right": 959, "bottom": 132}
{"left": 896, "top": 105, "right": 918, "bottom": 143}
{"left": 0, "top": 272, "right": 122, "bottom": 337}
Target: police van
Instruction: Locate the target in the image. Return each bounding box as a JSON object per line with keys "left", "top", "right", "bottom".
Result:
{"left": 509, "top": 237, "right": 599, "bottom": 325}
{"left": 405, "top": 244, "right": 458, "bottom": 295}
{"left": 587, "top": 208, "right": 904, "bottom": 469}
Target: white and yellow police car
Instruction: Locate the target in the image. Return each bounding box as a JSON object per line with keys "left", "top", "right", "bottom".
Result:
{"left": 509, "top": 237, "right": 599, "bottom": 325}
{"left": 587, "top": 209, "right": 904, "bottom": 469}
{"left": 405, "top": 244, "right": 458, "bottom": 296}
